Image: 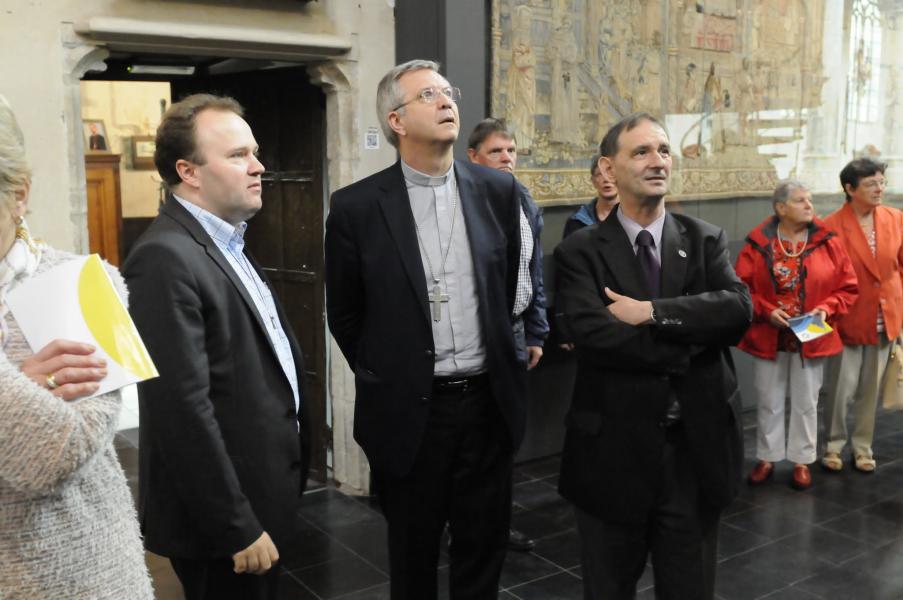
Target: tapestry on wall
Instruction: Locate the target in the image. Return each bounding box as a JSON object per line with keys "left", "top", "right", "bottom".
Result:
{"left": 490, "top": 0, "right": 826, "bottom": 204}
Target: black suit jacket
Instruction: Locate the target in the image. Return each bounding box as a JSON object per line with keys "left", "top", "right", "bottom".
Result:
{"left": 123, "top": 197, "right": 310, "bottom": 559}
{"left": 325, "top": 160, "right": 527, "bottom": 478}
{"left": 554, "top": 207, "right": 752, "bottom": 524}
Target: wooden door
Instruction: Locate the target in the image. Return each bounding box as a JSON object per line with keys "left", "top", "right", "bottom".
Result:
{"left": 172, "top": 68, "right": 329, "bottom": 481}
{"left": 85, "top": 153, "right": 123, "bottom": 266}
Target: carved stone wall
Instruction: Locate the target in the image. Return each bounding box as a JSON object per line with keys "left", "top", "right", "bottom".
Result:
{"left": 491, "top": 0, "right": 826, "bottom": 204}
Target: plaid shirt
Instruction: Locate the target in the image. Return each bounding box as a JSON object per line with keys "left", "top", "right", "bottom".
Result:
{"left": 512, "top": 207, "right": 533, "bottom": 317}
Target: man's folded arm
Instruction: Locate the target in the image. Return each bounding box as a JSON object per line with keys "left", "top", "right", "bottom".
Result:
{"left": 651, "top": 229, "right": 752, "bottom": 347}
{"left": 554, "top": 245, "right": 689, "bottom": 375}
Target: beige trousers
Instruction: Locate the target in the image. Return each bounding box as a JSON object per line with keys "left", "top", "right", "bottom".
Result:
{"left": 823, "top": 334, "right": 893, "bottom": 458}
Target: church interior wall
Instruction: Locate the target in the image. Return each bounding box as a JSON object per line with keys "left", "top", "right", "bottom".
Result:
{"left": 0, "top": 0, "right": 394, "bottom": 253}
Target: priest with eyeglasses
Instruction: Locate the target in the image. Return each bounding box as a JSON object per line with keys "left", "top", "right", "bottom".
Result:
{"left": 325, "top": 59, "right": 527, "bottom": 600}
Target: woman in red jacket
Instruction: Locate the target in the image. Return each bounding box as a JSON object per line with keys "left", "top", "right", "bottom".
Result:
{"left": 736, "top": 180, "right": 858, "bottom": 490}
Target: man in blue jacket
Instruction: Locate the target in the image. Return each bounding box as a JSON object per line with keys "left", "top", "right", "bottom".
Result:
{"left": 467, "top": 118, "right": 549, "bottom": 369}
{"left": 467, "top": 118, "right": 548, "bottom": 552}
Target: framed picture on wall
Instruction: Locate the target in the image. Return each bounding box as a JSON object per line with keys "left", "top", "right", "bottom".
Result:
{"left": 83, "top": 119, "right": 110, "bottom": 153}
{"left": 130, "top": 135, "right": 156, "bottom": 170}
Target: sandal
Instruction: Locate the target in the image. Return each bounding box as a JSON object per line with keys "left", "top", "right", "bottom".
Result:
{"left": 854, "top": 455, "right": 876, "bottom": 473}
{"left": 821, "top": 452, "right": 843, "bottom": 472}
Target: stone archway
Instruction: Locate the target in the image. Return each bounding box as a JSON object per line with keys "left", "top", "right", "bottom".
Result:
{"left": 62, "top": 24, "right": 371, "bottom": 494}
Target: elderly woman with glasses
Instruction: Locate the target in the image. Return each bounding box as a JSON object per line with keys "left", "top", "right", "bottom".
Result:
{"left": 735, "top": 180, "right": 858, "bottom": 490}
{"left": 822, "top": 158, "right": 903, "bottom": 474}
{"left": 0, "top": 96, "right": 153, "bottom": 598}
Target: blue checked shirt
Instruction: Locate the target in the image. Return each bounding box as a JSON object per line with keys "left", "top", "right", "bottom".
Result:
{"left": 174, "top": 196, "right": 300, "bottom": 413}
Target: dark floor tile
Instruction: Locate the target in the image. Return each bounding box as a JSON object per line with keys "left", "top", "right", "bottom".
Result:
{"left": 326, "top": 518, "right": 390, "bottom": 574}
{"left": 722, "top": 540, "right": 833, "bottom": 587}
{"left": 717, "top": 522, "right": 771, "bottom": 560}
{"left": 636, "top": 563, "right": 654, "bottom": 592}
{"left": 517, "top": 456, "right": 561, "bottom": 480}
{"left": 281, "top": 521, "right": 356, "bottom": 571}
{"left": 723, "top": 503, "right": 810, "bottom": 540}
{"left": 713, "top": 556, "right": 792, "bottom": 600}
{"left": 773, "top": 491, "right": 850, "bottom": 525}
{"left": 772, "top": 525, "right": 868, "bottom": 566}
{"left": 836, "top": 542, "right": 903, "bottom": 588}
{"left": 861, "top": 496, "right": 903, "bottom": 524}
{"left": 510, "top": 497, "right": 575, "bottom": 540}
{"left": 512, "top": 468, "right": 533, "bottom": 485}
{"left": 819, "top": 510, "right": 903, "bottom": 546}
{"left": 794, "top": 565, "right": 901, "bottom": 600}
{"left": 512, "top": 479, "right": 561, "bottom": 511}
{"left": 278, "top": 571, "right": 320, "bottom": 600}
{"left": 331, "top": 582, "right": 390, "bottom": 599}
{"left": 298, "top": 488, "right": 383, "bottom": 533}
{"left": 292, "top": 555, "right": 388, "bottom": 599}
{"left": 722, "top": 497, "right": 757, "bottom": 518}
{"left": 504, "top": 570, "right": 583, "bottom": 599}
{"left": 758, "top": 586, "right": 825, "bottom": 599}
{"left": 499, "top": 549, "right": 563, "bottom": 589}
{"left": 532, "top": 528, "right": 581, "bottom": 570}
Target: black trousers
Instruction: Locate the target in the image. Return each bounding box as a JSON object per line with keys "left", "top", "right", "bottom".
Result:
{"left": 169, "top": 556, "right": 281, "bottom": 600}
{"left": 575, "top": 425, "right": 720, "bottom": 600}
{"left": 374, "top": 374, "right": 513, "bottom": 600}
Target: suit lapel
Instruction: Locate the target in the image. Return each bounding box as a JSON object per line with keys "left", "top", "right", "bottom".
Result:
{"left": 375, "top": 163, "right": 431, "bottom": 325}
{"left": 161, "top": 197, "right": 277, "bottom": 354}
{"left": 660, "top": 213, "right": 689, "bottom": 298}
{"left": 596, "top": 207, "right": 650, "bottom": 300}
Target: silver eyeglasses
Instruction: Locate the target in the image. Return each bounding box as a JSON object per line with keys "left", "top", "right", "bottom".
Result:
{"left": 393, "top": 86, "right": 462, "bottom": 111}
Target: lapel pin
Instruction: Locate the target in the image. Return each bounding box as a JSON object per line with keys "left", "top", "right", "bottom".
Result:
{"left": 678, "top": 249, "right": 687, "bottom": 258}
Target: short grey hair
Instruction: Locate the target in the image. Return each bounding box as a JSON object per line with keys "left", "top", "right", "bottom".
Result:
{"left": 0, "top": 95, "right": 30, "bottom": 209}
{"left": 376, "top": 59, "right": 441, "bottom": 148}
{"left": 772, "top": 179, "right": 809, "bottom": 214}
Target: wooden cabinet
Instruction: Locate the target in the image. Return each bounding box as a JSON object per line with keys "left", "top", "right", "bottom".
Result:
{"left": 85, "top": 153, "right": 123, "bottom": 266}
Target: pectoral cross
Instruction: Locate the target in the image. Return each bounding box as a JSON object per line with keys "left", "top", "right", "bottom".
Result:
{"left": 429, "top": 281, "right": 450, "bottom": 322}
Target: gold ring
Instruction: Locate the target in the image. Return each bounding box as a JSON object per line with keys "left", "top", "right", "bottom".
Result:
{"left": 46, "top": 374, "right": 59, "bottom": 390}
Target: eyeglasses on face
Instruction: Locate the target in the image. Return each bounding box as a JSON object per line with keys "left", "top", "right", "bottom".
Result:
{"left": 393, "top": 86, "right": 462, "bottom": 111}
{"left": 860, "top": 177, "right": 887, "bottom": 189}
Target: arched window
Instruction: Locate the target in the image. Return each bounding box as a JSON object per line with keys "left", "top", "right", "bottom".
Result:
{"left": 846, "top": 0, "right": 882, "bottom": 123}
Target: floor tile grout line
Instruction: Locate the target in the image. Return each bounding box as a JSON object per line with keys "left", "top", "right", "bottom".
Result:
{"left": 501, "top": 568, "right": 580, "bottom": 593}
{"left": 295, "top": 513, "right": 391, "bottom": 579}
{"left": 283, "top": 567, "right": 326, "bottom": 600}
{"left": 330, "top": 581, "right": 389, "bottom": 599}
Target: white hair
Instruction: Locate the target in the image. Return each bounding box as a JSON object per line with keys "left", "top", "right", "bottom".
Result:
{"left": 376, "top": 59, "right": 441, "bottom": 148}
{"left": 0, "top": 95, "right": 30, "bottom": 208}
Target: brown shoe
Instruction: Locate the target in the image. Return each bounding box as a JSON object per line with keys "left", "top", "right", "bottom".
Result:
{"left": 747, "top": 460, "right": 774, "bottom": 485}
{"left": 791, "top": 464, "right": 812, "bottom": 490}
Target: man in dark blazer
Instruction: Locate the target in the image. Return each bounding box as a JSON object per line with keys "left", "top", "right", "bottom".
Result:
{"left": 325, "top": 60, "right": 525, "bottom": 600}
{"left": 124, "top": 94, "right": 309, "bottom": 600}
{"left": 554, "top": 113, "right": 751, "bottom": 599}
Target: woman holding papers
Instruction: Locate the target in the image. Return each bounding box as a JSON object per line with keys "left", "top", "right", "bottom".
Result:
{"left": 735, "top": 180, "right": 858, "bottom": 490}
{"left": 0, "top": 96, "right": 152, "bottom": 598}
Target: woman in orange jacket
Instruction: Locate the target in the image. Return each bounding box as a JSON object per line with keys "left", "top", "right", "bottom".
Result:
{"left": 822, "top": 158, "right": 903, "bottom": 473}
{"left": 736, "top": 180, "right": 858, "bottom": 490}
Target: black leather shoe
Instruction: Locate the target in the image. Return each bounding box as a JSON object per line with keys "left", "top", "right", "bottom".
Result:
{"left": 508, "top": 528, "right": 535, "bottom": 552}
